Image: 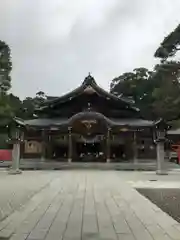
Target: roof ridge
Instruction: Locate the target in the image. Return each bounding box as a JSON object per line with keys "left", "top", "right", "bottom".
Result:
{"left": 36, "top": 75, "right": 139, "bottom": 112}
{"left": 82, "top": 73, "right": 97, "bottom": 86}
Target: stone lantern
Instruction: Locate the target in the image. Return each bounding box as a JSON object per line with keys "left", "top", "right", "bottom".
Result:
{"left": 155, "top": 120, "right": 168, "bottom": 175}
{"left": 8, "top": 125, "right": 23, "bottom": 175}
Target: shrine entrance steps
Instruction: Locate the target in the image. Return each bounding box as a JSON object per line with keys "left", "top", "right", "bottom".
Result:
{"left": 3, "top": 159, "right": 177, "bottom": 171}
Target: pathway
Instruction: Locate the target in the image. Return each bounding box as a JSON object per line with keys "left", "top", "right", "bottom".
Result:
{"left": 0, "top": 171, "right": 180, "bottom": 239}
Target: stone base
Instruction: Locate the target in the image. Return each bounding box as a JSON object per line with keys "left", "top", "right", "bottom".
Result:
{"left": 8, "top": 169, "right": 22, "bottom": 175}
{"left": 156, "top": 169, "right": 168, "bottom": 175}
{"left": 106, "top": 158, "right": 111, "bottom": 163}
{"left": 68, "top": 158, "right": 72, "bottom": 163}
{"left": 133, "top": 160, "right": 138, "bottom": 164}
{"left": 41, "top": 157, "right": 45, "bottom": 162}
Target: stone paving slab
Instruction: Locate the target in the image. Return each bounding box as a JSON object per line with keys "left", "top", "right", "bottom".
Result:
{"left": 0, "top": 170, "right": 59, "bottom": 222}
{"left": 1, "top": 171, "right": 180, "bottom": 239}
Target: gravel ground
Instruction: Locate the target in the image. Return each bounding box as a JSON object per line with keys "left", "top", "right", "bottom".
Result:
{"left": 137, "top": 188, "right": 180, "bottom": 223}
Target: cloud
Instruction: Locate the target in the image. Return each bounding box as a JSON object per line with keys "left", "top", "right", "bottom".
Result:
{"left": 0, "top": 0, "right": 180, "bottom": 98}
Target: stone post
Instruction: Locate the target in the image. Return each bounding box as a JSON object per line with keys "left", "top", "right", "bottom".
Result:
{"left": 156, "top": 130, "right": 168, "bottom": 175}
{"left": 9, "top": 130, "right": 22, "bottom": 175}
{"left": 106, "top": 128, "right": 111, "bottom": 163}
{"left": 133, "top": 131, "right": 138, "bottom": 164}
{"left": 68, "top": 127, "right": 72, "bottom": 163}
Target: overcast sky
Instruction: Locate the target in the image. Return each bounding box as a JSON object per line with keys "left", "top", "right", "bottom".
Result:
{"left": 0, "top": 0, "right": 180, "bottom": 99}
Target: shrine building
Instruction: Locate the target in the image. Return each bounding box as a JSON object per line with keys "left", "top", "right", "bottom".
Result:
{"left": 11, "top": 75, "right": 166, "bottom": 166}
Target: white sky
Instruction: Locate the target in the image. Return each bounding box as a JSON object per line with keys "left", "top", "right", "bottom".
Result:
{"left": 0, "top": 0, "right": 180, "bottom": 99}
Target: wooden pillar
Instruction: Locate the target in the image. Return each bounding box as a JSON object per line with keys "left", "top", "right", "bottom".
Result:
{"left": 68, "top": 127, "right": 72, "bottom": 163}
{"left": 156, "top": 130, "right": 167, "bottom": 175}
{"left": 47, "top": 134, "right": 53, "bottom": 159}
{"left": 133, "top": 131, "right": 138, "bottom": 164}
{"left": 41, "top": 130, "right": 46, "bottom": 161}
{"left": 9, "top": 130, "right": 22, "bottom": 175}
{"left": 106, "top": 128, "right": 111, "bottom": 163}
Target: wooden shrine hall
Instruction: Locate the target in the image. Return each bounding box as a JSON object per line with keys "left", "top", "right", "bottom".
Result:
{"left": 8, "top": 75, "right": 167, "bottom": 174}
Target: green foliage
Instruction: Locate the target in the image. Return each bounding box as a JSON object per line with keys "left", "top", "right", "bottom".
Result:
{"left": 110, "top": 68, "right": 152, "bottom": 99}
{"left": 110, "top": 62, "right": 180, "bottom": 121}
{"left": 0, "top": 91, "right": 46, "bottom": 126}
{"left": 151, "top": 61, "right": 180, "bottom": 120}
{"left": 155, "top": 24, "right": 180, "bottom": 60}
{"left": 21, "top": 97, "right": 36, "bottom": 119}
{"left": 0, "top": 40, "right": 48, "bottom": 126}
{"left": 0, "top": 91, "right": 47, "bottom": 122}
{"left": 34, "top": 91, "right": 47, "bottom": 107}
{"left": 110, "top": 68, "right": 154, "bottom": 119}
{"left": 0, "top": 40, "right": 12, "bottom": 92}
{"left": 153, "top": 25, "right": 180, "bottom": 123}
{"left": 0, "top": 41, "right": 13, "bottom": 127}
{"left": 0, "top": 94, "right": 14, "bottom": 118}
{"left": 0, "top": 93, "right": 22, "bottom": 127}
{"left": 17, "top": 92, "right": 47, "bottom": 119}
{"left": 169, "top": 119, "right": 180, "bottom": 128}
{"left": 0, "top": 133, "right": 9, "bottom": 149}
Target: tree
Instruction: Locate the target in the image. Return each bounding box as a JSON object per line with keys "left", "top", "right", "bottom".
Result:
{"left": 21, "top": 97, "right": 35, "bottom": 119}
{"left": 110, "top": 24, "right": 180, "bottom": 123}
{"left": 110, "top": 62, "right": 180, "bottom": 121}
{"left": 151, "top": 61, "right": 180, "bottom": 120}
{"left": 0, "top": 40, "right": 13, "bottom": 128}
{"left": 154, "top": 24, "right": 180, "bottom": 60}
{"left": 34, "top": 91, "right": 47, "bottom": 107}
{"left": 36, "top": 91, "right": 46, "bottom": 99}
{"left": 19, "top": 91, "right": 47, "bottom": 119}
{"left": 7, "top": 94, "right": 23, "bottom": 117}
{"left": 0, "top": 40, "right": 12, "bottom": 92}
{"left": 153, "top": 24, "right": 180, "bottom": 126}
{"left": 110, "top": 68, "right": 154, "bottom": 118}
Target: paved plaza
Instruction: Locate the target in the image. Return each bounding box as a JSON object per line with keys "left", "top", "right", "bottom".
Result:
{"left": 1, "top": 170, "right": 180, "bottom": 239}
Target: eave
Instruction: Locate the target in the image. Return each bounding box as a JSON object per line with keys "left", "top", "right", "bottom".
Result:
{"left": 13, "top": 116, "right": 154, "bottom": 130}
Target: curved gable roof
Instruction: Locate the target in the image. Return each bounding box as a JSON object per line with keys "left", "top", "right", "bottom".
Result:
{"left": 38, "top": 74, "right": 139, "bottom": 112}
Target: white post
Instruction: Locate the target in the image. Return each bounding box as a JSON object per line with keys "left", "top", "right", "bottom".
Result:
{"left": 156, "top": 130, "right": 168, "bottom": 175}
{"left": 9, "top": 131, "right": 22, "bottom": 175}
